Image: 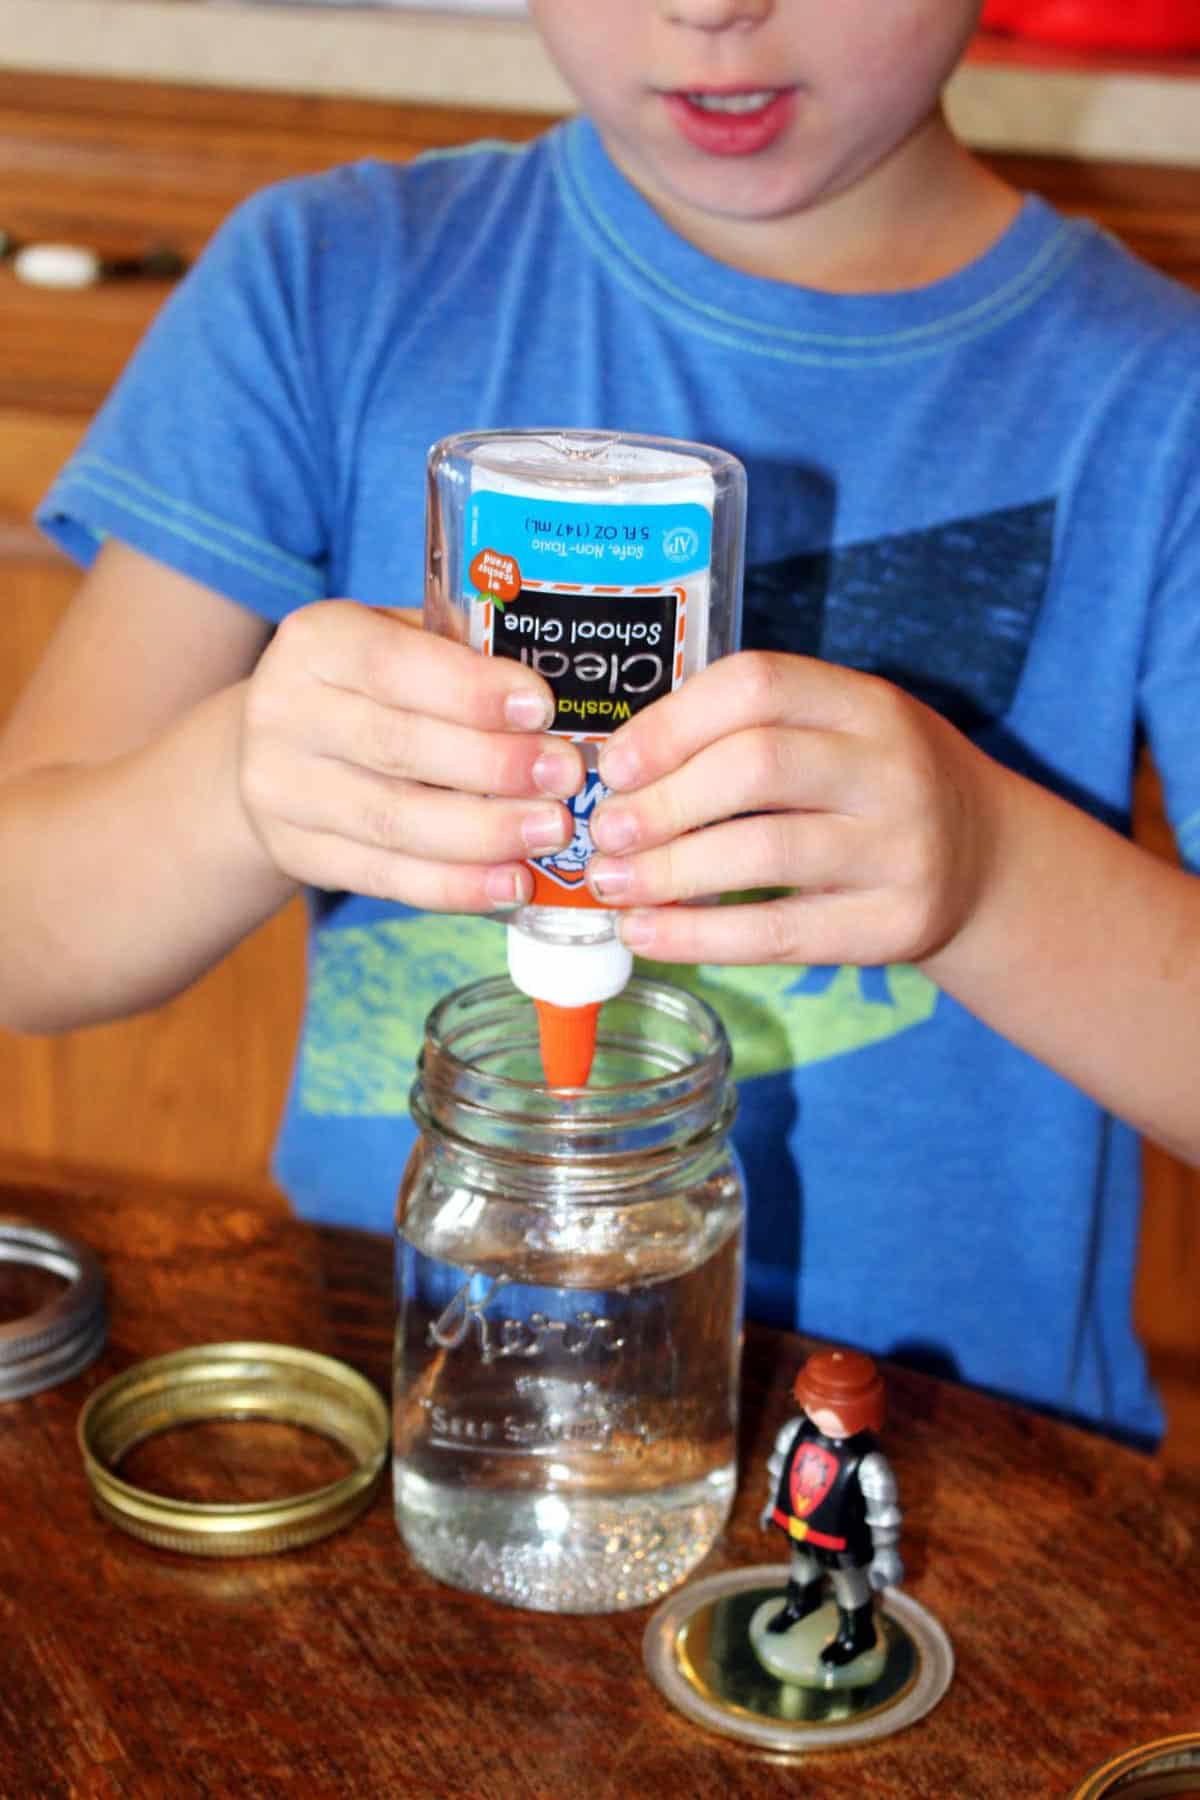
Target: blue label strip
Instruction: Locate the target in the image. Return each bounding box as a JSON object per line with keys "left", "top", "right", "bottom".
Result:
{"left": 469, "top": 491, "right": 712, "bottom": 588}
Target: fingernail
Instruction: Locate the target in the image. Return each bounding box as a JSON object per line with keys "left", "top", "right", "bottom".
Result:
{"left": 531, "top": 750, "right": 580, "bottom": 797}
{"left": 486, "top": 866, "right": 532, "bottom": 908}
{"left": 618, "top": 910, "right": 656, "bottom": 950}
{"left": 599, "top": 743, "right": 640, "bottom": 788}
{"left": 588, "top": 860, "right": 632, "bottom": 900}
{"left": 591, "top": 808, "right": 637, "bottom": 853}
{"left": 505, "top": 691, "right": 555, "bottom": 731}
{"left": 520, "top": 806, "right": 568, "bottom": 853}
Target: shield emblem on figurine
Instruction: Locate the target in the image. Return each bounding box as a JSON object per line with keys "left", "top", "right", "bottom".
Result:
{"left": 790, "top": 1444, "right": 837, "bottom": 1516}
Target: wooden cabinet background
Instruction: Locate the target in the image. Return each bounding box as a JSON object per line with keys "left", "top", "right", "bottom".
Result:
{"left": 0, "top": 74, "right": 550, "bottom": 1199}
{"left": 1, "top": 72, "right": 1196, "bottom": 1455}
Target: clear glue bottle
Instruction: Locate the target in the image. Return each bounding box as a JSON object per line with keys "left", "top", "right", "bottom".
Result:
{"left": 424, "top": 429, "right": 746, "bottom": 1087}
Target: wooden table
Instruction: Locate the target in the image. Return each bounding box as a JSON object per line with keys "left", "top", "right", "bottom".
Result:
{"left": 1, "top": 1169, "right": 1197, "bottom": 1797}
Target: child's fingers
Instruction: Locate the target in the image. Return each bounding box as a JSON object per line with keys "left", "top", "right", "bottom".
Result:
{"left": 304, "top": 685, "right": 584, "bottom": 799}
{"left": 591, "top": 724, "right": 872, "bottom": 856}
{"left": 596, "top": 652, "right": 866, "bottom": 791}
{"left": 244, "top": 753, "right": 571, "bottom": 870}
{"left": 613, "top": 890, "right": 894, "bottom": 967}
{"left": 274, "top": 824, "right": 536, "bottom": 914}
{"left": 589, "top": 810, "right": 854, "bottom": 909}
{"left": 272, "top": 600, "right": 557, "bottom": 732}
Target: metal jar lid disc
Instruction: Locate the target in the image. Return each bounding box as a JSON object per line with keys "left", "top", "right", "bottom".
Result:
{"left": 0, "top": 1218, "right": 107, "bottom": 1400}
{"left": 77, "top": 1341, "right": 389, "bottom": 1557}
{"left": 643, "top": 1563, "right": 954, "bottom": 1754}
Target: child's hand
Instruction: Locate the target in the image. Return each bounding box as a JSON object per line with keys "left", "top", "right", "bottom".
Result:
{"left": 238, "top": 601, "right": 583, "bottom": 911}
{"left": 586, "top": 651, "right": 994, "bottom": 967}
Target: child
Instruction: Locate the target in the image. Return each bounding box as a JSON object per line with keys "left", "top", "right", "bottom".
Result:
{"left": 3, "top": 0, "right": 1198, "bottom": 1445}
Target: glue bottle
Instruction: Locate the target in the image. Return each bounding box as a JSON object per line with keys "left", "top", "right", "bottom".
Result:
{"left": 424, "top": 429, "right": 746, "bottom": 1087}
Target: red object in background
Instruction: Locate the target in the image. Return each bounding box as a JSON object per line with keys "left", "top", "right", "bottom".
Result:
{"left": 982, "top": 0, "right": 1200, "bottom": 51}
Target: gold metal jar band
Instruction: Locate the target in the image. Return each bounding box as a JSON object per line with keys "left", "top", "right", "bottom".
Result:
{"left": 1067, "top": 1734, "right": 1200, "bottom": 1799}
{"left": 77, "top": 1341, "right": 389, "bottom": 1557}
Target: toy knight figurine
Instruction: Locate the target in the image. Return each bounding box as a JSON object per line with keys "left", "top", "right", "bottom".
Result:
{"left": 757, "top": 1348, "right": 903, "bottom": 1678}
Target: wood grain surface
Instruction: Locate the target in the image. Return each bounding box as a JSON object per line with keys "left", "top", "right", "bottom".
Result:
{"left": 0, "top": 1168, "right": 1197, "bottom": 1798}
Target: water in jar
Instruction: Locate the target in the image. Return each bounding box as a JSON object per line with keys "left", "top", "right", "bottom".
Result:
{"left": 393, "top": 1169, "right": 743, "bottom": 1614}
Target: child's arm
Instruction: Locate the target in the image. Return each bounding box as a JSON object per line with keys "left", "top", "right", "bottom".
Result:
{"left": 586, "top": 651, "right": 1200, "bottom": 1166}
{"left": 0, "top": 541, "right": 579, "bottom": 1032}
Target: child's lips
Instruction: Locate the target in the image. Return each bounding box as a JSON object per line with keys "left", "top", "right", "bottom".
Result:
{"left": 662, "top": 87, "right": 796, "bottom": 157}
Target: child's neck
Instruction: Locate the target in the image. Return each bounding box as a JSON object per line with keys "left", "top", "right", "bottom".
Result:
{"left": 615, "top": 113, "right": 1022, "bottom": 296}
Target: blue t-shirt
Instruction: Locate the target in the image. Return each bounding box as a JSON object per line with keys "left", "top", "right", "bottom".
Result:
{"left": 37, "top": 119, "right": 1200, "bottom": 1442}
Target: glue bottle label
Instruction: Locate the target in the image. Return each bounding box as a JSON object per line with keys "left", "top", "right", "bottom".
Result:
{"left": 481, "top": 584, "right": 684, "bottom": 730}
{"left": 465, "top": 491, "right": 713, "bottom": 902}
{"left": 469, "top": 490, "right": 713, "bottom": 586}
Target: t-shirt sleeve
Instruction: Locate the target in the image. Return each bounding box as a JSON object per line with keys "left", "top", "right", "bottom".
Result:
{"left": 1137, "top": 380, "right": 1200, "bottom": 876}
{"left": 35, "top": 179, "right": 335, "bottom": 622}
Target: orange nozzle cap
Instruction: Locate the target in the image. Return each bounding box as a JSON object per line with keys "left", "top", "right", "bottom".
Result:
{"left": 534, "top": 999, "right": 601, "bottom": 1089}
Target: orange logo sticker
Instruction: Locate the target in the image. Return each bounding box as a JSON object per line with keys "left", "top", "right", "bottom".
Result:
{"left": 469, "top": 548, "right": 522, "bottom": 606}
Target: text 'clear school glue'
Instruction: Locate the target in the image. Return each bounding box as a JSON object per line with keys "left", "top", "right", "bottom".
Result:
{"left": 425, "top": 429, "right": 746, "bottom": 1087}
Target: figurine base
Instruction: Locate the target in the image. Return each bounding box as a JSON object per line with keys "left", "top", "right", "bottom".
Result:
{"left": 643, "top": 1564, "right": 954, "bottom": 1755}
{"left": 747, "top": 1596, "right": 889, "bottom": 1691}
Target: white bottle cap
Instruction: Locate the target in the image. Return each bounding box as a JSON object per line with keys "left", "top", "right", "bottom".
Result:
{"left": 506, "top": 922, "right": 633, "bottom": 1008}
{"left": 13, "top": 243, "right": 103, "bottom": 290}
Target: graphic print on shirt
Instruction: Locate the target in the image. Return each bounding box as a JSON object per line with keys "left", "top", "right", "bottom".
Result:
{"left": 791, "top": 1444, "right": 839, "bottom": 1516}
{"left": 297, "top": 498, "right": 1055, "bottom": 1116}
{"left": 741, "top": 497, "right": 1056, "bottom": 734}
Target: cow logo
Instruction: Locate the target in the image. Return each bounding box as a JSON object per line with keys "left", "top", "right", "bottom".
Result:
{"left": 533, "top": 769, "right": 605, "bottom": 891}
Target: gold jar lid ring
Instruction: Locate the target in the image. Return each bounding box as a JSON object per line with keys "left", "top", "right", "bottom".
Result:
{"left": 77, "top": 1341, "right": 389, "bottom": 1557}
{"left": 1069, "top": 1734, "right": 1200, "bottom": 1798}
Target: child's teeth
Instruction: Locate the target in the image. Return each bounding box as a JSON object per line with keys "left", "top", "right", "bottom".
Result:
{"left": 689, "top": 91, "right": 776, "bottom": 114}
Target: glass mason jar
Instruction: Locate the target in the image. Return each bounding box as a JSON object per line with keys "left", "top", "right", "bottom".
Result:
{"left": 393, "top": 974, "right": 745, "bottom": 1615}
